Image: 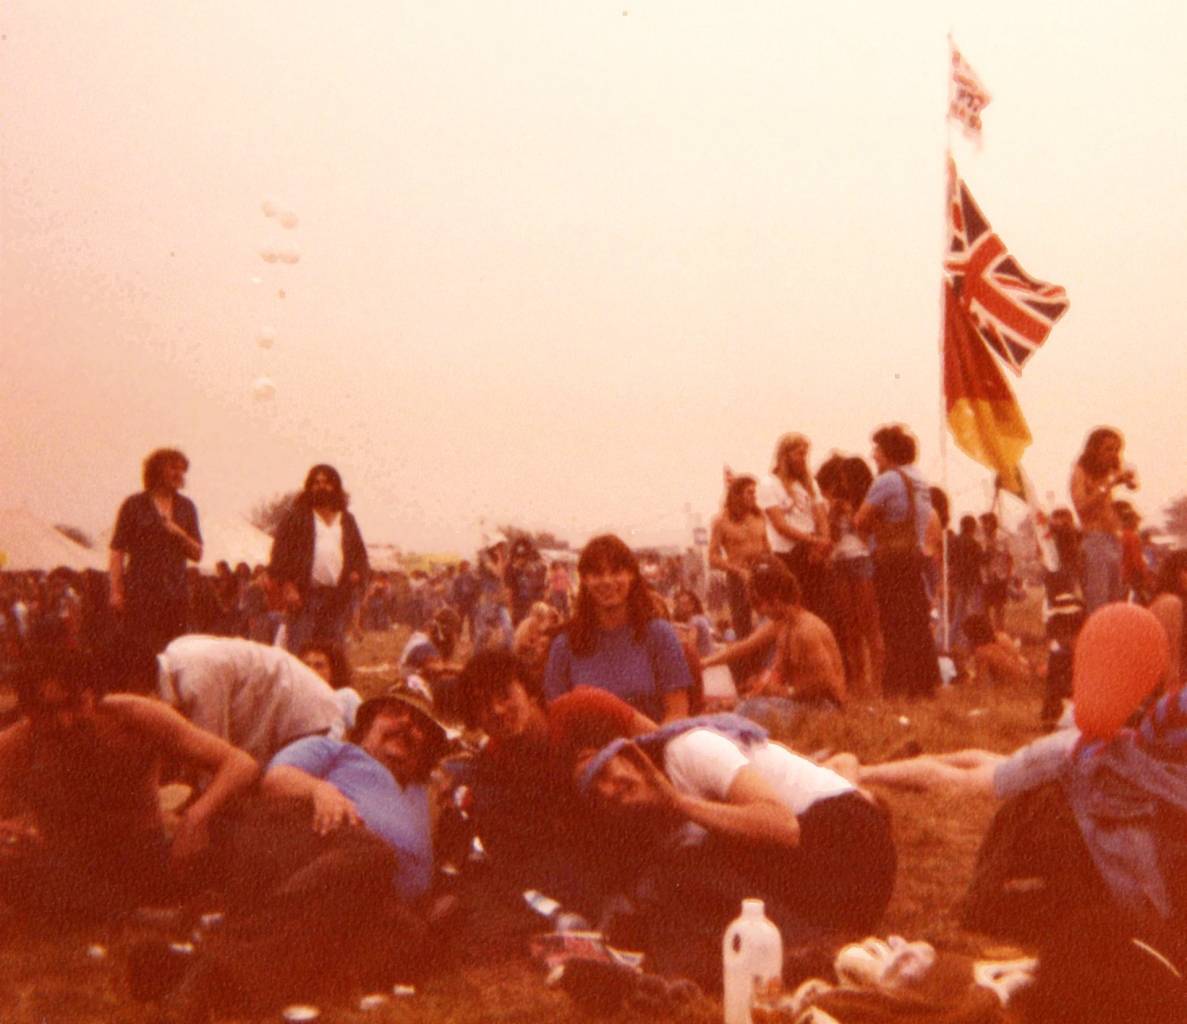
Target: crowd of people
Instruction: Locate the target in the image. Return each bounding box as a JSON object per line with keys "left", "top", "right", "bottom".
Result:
{"left": 2, "top": 425, "right": 1186, "bottom": 1022}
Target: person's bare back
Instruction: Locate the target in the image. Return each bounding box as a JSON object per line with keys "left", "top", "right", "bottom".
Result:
{"left": 15, "top": 698, "right": 168, "bottom": 853}
{"left": 774, "top": 610, "right": 847, "bottom": 705}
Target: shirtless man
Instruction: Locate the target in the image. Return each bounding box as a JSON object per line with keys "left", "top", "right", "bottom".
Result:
{"left": 709, "top": 475, "right": 770, "bottom": 639}
{"left": 747, "top": 555, "right": 846, "bottom": 707}
{"left": 0, "top": 648, "right": 257, "bottom": 916}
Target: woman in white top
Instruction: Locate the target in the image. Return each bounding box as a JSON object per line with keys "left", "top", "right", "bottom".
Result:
{"left": 757, "top": 433, "right": 840, "bottom": 637}
{"left": 568, "top": 702, "right": 897, "bottom": 951}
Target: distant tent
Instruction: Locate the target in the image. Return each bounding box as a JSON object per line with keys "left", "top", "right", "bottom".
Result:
{"left": 367, "top": 543, "right": 404, "bottom": 573}
{"left": 0, "top": 508, "right": 107, "bottom": 572}
{"left": 195, "top": 516, "right": 274, "bottom": 573}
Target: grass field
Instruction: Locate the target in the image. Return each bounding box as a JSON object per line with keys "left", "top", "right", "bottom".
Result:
{"left": 0, "top": 597, "right": 1050, "bottom": 1023}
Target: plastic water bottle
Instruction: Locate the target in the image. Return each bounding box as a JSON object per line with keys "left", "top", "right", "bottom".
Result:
{"left": 722, "top": 898, "right": 782, "bottom": 1024}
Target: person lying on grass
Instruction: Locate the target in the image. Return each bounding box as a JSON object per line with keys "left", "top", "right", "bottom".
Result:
{"left": 826, "top": 603, "right": 1172, "bottom": 803}
{"left": 0, "top": 645, "right": 257, "bottom": 918}
{"left": 452, "top": 654, "right": 654, "bottom": 936}
{"left": 132, "top": 689, "right": 451, "bottom": 1021}
{"left": 553, "top": 688, "right": 895, "bottom": 985}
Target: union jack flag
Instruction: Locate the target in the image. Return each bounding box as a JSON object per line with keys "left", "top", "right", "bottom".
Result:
{"left": 944, "top": 159, "right": 1069, "bottom": 375}
{"left": 948, "top": 38, "right": 992, "bottom": 139}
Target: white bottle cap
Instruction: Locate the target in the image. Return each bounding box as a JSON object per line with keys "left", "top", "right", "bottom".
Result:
{"left": 742, "top": 898, "right": 766, "bottom": 917}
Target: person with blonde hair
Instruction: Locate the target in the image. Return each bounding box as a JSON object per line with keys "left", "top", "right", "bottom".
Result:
{"left": 1070, "top": 427, "right": 1137, "bottom": 611}
{"left": 513, "top": 601, "right": 561, "bottom": 688}
{"left": 756, "top": 433, "right": 836, "bottom": 630}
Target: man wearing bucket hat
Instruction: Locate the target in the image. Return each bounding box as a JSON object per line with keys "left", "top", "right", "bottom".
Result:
{"left": 257, "top": 686, "right": 449, "bottom": 901}
{"left": 134, "top": 686, "right": 451, "bottom": 1020}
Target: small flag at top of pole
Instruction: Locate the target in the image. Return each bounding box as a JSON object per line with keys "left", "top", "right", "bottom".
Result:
{"left": 948, "top": 36, "right": 992, "bottom": 140}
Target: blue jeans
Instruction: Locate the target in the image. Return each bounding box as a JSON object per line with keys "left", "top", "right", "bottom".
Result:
{"left": 950, "top": 581, "right": 984, "bottom": 653}
{"left": 284, "top": 586, "right": 350, "bottom": 653}
{"left": 1081, "top": 532, "right": 1122, "bottom": 613}
{"left": 725, "top": 571, "right": 754, "bottom": 639}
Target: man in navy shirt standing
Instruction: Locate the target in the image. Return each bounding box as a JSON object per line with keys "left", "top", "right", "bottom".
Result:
{"left": 109, "top": 448, "right": 202, "bottom": 654}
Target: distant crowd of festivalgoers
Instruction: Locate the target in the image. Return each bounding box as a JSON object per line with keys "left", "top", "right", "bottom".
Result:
{"left": 2, "top": 423, "right": 1180, "bottom": 712}
{"left": 3, "top": 425, "right": 1187, "bottom": 1020}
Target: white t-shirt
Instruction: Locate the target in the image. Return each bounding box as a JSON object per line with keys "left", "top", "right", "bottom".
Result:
{"left": 157, "top": 635, "right": 347, "bottom": 762}
{"left": 311, "top": 512, "right": 345, "bottom": 587}
{"left": 756, "top": 475, "right": 816, "bottom": 554}
{"left": 662, "top": 728, "right": 854, "bottom": 817}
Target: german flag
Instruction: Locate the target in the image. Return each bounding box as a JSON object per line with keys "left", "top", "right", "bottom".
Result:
{"left": 943, "top": 279, "right": 1031, "bottom": 496}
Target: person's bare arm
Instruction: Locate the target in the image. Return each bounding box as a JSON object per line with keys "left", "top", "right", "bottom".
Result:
{"left": 660, "top": 688, "right": 689, "bottom": 723}
{"left": 708, "top": 517, "right": 735, "bottom": 574}
{"left": 262, "top": 764, "right": 362, "bottom": 835}
{"left": 812, "top": 501, "right": 831, "bottom": 543}
{"left": 701, "top": 619, "right": 779, "bottom": 668}
{"left": 657, "top": 753, "right": 799, "bottom": 846}
{"left": 109, "top": 695, "right": 258, "bottom": 862}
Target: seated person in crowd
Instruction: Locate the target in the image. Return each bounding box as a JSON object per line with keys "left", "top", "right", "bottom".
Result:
{"left": 544, "top": 534, "right": 692, "bottom": 723}
{"left": 121, "top": 634, "right": 352, "bottom": 764}
{"left": 401, "top": 607, "right": 465, "bottom": 713}
{"left": 551, "top": 689, "right": 895, "bottom": 986}
{"left": 0, "top": 647, "right": 257, "bottom": 918}
{"left": 707, "top": 557, "right": 845, "bottom": 719}
{"left": 511, "top": 601, "right": 562, "bottom": 691}
{"left": 137, "top": 689, "right": 449, "bottom": 1019}
{"left": 1149, "top": 550, "right": 1187, "bottom": 693}
{"left": 454, "top": 654, "right": 649, "bottom": 931}
{"left": 962, "top": 614, "right": 1033, "bottom": 687}
{"left": 673, "top": 589, "right": 715, "bottom": 659}
{"left": 299, "top": 639, "right": 363, "bottom": 729}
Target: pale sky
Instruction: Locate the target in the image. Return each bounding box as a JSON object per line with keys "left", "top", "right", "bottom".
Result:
{"left": 3, "top": 2, "right": 1185, "bottom": 554}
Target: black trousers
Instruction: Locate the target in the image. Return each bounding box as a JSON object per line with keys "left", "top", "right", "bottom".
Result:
{"left": 198, "top": 799, "right": 419, "bottom": 1012}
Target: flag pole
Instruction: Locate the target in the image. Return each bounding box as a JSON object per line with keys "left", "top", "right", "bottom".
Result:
{"left": 937, "top": 36, "right": 957, "bottom": 656}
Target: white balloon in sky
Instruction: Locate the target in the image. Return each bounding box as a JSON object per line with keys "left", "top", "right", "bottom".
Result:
{"left": 252, "top": 377, "right": 277, "bottom": 401}
{"left": 279, "top": 211, "right": 299, "bottom": 229}
{"left": 278, "top": 249, "right": 301, "bottom": 265}
{"left": 262, "top": 198, "right": 279, "bottom": 218}
{"left": 260, "top": 247, "right": 279, "bottom": 264}
{"left": 257, "top": 327, "right": 276, "bottom": 349}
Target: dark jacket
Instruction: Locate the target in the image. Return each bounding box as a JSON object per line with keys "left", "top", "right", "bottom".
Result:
{"left": 268, "top": 504, "right": 369, "bottom": 596}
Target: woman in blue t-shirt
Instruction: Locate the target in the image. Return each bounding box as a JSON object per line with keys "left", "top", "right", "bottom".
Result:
{"left": 543, "top": 534, "right": 692, "bottom": 722}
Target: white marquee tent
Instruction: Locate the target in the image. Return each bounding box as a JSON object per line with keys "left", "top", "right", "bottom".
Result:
{"left": 0, "top": 507, "right": 107, "bottom": 572}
